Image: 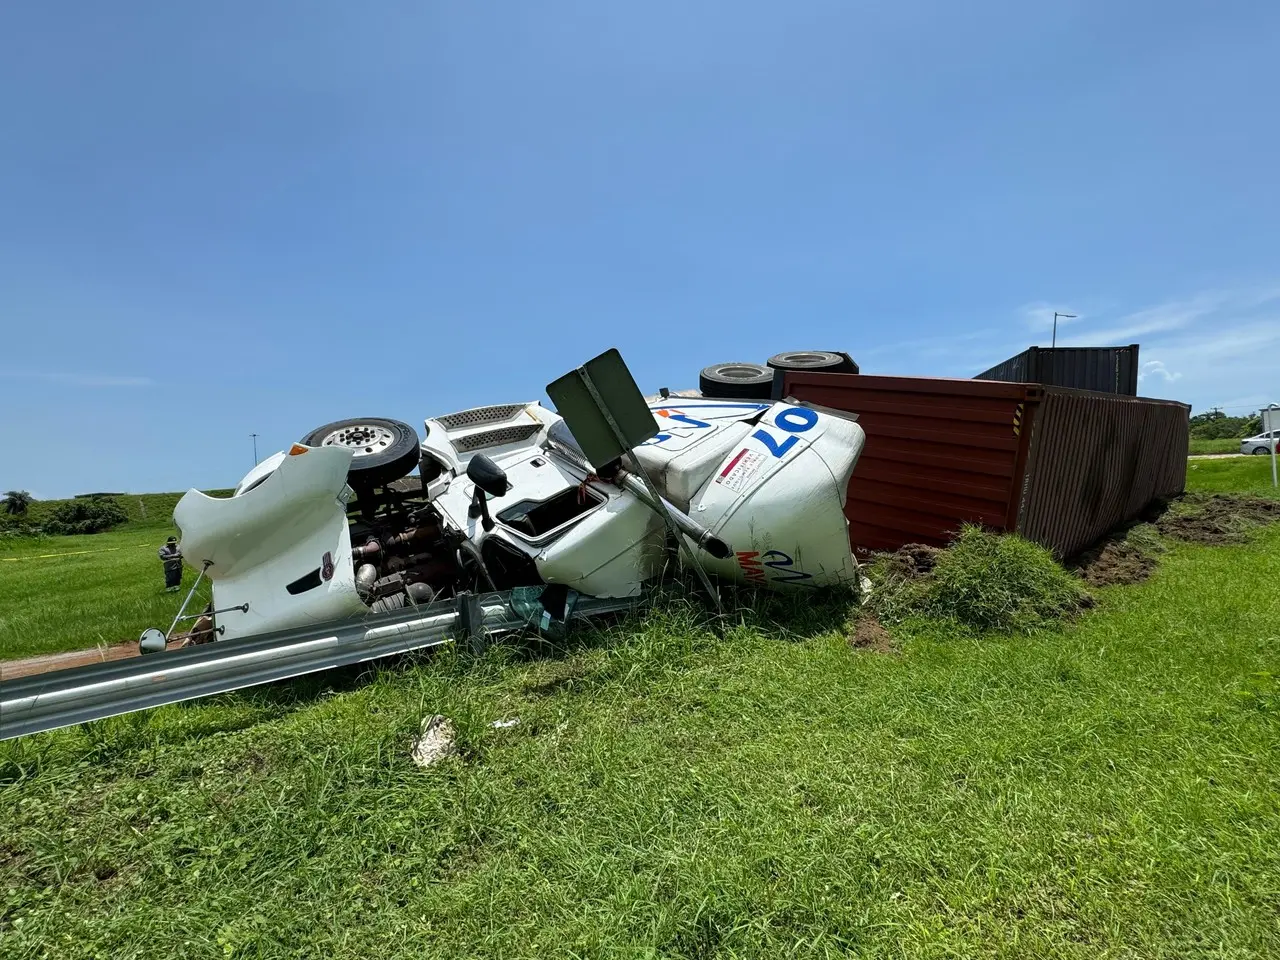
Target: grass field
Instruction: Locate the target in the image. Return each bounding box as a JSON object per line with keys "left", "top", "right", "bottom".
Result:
{"left": 0, "top": 489, "right": 231, "bottom": 659}
{"left": 2, "top": 460, "right": 1279, "bottom": 957}
{"left": 1185, "top": 453, "right": 1280, "bottom": 494}
{"left": 1187, "top": 437, "right": 1241, "bottom": 455}
{"left": 0, "top": 529, "right": 212, "bottom": 661}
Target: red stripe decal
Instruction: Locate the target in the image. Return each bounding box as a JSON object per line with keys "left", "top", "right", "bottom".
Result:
{"left": 719, "top": 449, "right": 748, "bottom": 478}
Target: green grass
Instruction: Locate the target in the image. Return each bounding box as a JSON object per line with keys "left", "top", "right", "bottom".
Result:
{"left": 2, "top": 460, "right": 1280, "bottom": 957}
{"left": 1187, "top": 437, "right": 1241, "bottom": 455}
{"left": 0, "top": 529, "right": 213, "bottom": 660}
{"left": 1185, "top": 454, "right": 1280, "bottom": 495}
{"left": 0, "top": 489, "right": 230, "bottom": 659}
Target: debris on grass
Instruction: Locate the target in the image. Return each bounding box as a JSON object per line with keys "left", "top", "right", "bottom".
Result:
{"left": 1156, "top": 493, "right": 1280, "bottom": 545}
{"left": 866, "top": 526, "right": 1093, "bottom": 634}
{"left": 410, "top": 715, "right": 457, "bottom": 768}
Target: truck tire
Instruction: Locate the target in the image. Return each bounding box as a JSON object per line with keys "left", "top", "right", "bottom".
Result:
{"left": 301, "top": 417, "right": 421, "bottom": 487}
{"left": 766, "top": 350, "right": 853, "bottom": 373}
{"left": 698, "top": 362, "right": 774, "bottom": 399}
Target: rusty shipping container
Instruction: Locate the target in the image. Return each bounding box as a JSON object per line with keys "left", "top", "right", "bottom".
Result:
{"left": 975, "top": 344, "right": 1141, "bottom": 396}
{"left": 779, "top": 370, "right": 1189, "bottom": 559}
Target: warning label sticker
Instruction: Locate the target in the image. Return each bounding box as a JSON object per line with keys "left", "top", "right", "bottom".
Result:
{"left": 714, "top": 448, "right": 768, "bottom": 494}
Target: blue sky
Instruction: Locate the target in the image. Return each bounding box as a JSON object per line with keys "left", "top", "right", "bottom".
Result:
{"left": 3, "top": 1, "right": 1278, "bottom": 498}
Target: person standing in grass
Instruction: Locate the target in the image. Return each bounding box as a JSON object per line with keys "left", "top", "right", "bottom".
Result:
{"left": 159, "top": 536, "right": 183, "bottom": 592}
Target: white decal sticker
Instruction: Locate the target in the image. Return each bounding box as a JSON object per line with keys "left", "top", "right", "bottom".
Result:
{"left": 714, "top": 448, "right": 768, "bottom": 493}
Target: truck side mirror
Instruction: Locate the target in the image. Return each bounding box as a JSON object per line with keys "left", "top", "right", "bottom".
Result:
{"left": 466, "top": 455, "right": 510, "bottom": 498}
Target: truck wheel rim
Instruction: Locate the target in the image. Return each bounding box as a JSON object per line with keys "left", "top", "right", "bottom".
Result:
{"left": 717, "top": 364, "right": 765, "bottom": 380}
{"left": 320, "top": 424, "right": 396, "bottom": 458}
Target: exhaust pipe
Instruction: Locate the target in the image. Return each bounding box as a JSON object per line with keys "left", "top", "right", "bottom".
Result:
{"left": 617, "top": 473, "right": 731, "bottom": 559}
{"left": 545, "top": 436, "right": 731, "bottom": 559}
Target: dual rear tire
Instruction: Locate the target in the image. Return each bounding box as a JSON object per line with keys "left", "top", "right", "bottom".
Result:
{"left": 698, "top": 351, "right": 852, "bottom": 399}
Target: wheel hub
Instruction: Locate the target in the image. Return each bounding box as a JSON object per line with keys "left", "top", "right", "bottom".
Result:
{"left": 719, "top": 365, "right": 764, "bottom": 379}
{"left": 321, "top": 424, "right": 395, "bottom": 458}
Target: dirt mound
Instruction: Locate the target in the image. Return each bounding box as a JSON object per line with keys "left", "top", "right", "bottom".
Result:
{"left": 849, "top": 616, "right": 894, "bottom": 653}
{"left": 1156, "top": 495, "right": 1280, "bottom": 545}
{"left": 1069, "top": 537, "right": 1159, "bottom": 587}
{"left": 878, "top": 543, "right": 941, "bottom": 581}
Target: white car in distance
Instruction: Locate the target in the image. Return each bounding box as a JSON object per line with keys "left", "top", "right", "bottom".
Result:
{"left": 1240, "top": 431, "right": 1280, "bottom": 456}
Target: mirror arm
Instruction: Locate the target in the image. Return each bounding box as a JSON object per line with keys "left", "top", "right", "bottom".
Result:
{"left": 469, "top": 489, "right": 496, "bottom": 532}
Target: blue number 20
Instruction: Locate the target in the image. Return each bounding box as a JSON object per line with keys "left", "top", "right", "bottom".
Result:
{"left": 751, "top": 406, "right": 818, "bottom": 458}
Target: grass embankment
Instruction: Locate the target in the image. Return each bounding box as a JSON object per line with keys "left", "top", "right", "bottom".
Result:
{"left": 2, "top": 460, "right": 1280, "bottom": 957}
{"left": 0, "top": 490, "right": 231, "bottom": 534}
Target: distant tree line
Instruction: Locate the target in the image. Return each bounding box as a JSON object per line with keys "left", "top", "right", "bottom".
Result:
{"left": 1189, "top": 411, "right": 1262, "bottom": 441}
{"left": 2, "top": 491, "right": 128, "bottom": 536}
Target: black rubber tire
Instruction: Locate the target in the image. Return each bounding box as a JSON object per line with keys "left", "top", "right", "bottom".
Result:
{"left": 302, "top": 417, "right": 421, "bottom": 487}
{"left": 766, "top": 350, "right": 849, "bottom": 373}
{"left": 698, "top": 362, "right": 775, "bottom": 399}
{"left": 1253, "top": 446, "right": 1271, "bottom": 456}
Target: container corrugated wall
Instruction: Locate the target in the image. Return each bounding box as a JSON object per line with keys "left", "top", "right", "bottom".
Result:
{"left": 1016, "top": 387, "right": 1190, "bottom": 557}
{"left": 780, "top": 370, "right": 1189, "bottom": 558}
{"left": 780, "top": 372, "right": 1039, "bottom": 555}
{"left": 975, "top": 345, "right": 1140, "bottom": 395}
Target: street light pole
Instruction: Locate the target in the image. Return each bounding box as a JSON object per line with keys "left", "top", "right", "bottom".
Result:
{"left": 1268, "top": 404, "right": 1278, "bottom": 489}
{"left": 251, "top": 433, "right": 259, "bottom": 466}
{"left": 1051, "top": 312, "right": 1077, "bottom": 350}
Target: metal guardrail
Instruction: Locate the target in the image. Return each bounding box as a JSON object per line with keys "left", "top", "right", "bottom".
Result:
{"left": 0, "top": 590, "right": 644, "bottom": 741}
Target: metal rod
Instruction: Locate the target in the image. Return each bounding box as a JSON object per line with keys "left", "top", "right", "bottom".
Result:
{"left": 617, "top": 473, "right": 731, "bottom": 558}
{"left": 576, "top": 368, "right": 724, "bottom": 612}
{"left": 167, "top": 561, "right": 211, "bottom": 639}
{"left": 545, "top": 436, "right": 730, "bottom": 558}
{"left": 173, "top": 603, "right": 249, "bottom": 623}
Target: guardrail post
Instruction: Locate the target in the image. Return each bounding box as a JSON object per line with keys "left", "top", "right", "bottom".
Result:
{"left": 457, "top": 592, "right": 487, "bottom": 655}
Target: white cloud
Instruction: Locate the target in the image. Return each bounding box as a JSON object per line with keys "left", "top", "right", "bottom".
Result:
{"left": 1138, "top": 360, "right": 1182, "bottom": 383}
{"left": 0, "top": 371, "right": 154, "bottom": 388}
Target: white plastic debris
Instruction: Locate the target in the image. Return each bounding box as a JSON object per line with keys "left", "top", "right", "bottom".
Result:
{"left": 411, "top": 715, "right": 458, "bottom": 768}
{"left": 491, "top": 718, "right": 520, "bottom": 729}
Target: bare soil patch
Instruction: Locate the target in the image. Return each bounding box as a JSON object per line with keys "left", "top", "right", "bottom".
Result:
{"left": 877, "top": 543, "right": 941, "bottom": 581}
{"left": 1069, "top": 537, "right": 1159, "bottom": 588}
{"left": 849, "top": 616, "right": 894, "bottom": 653}
{"left": 1156, "top": 494, "right": 1280, "bottom": 545}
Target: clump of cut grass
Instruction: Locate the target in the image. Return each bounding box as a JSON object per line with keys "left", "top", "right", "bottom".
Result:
{"left": 867, "top": 526, "right": 1092, "bottom": 633}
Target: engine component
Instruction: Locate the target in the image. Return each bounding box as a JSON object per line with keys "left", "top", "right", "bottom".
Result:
{"left": 353, "top": 540, "right": 382, "bottom": 561}
{"left": 370, "top": 594, "right": 407, "bottom": 614}
{"left": 355, "top": 563, "right": 379, "bottom": 598}
{"left": 406, "top": 582, "right": 436, "bottom": 605}
{"left": 371, "top": 573, "right": 409, "bottom": 600}
{"left": 385, "top": 525, "right": 440, "bottom": 549}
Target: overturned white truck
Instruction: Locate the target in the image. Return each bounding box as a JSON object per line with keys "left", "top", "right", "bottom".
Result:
{"left": 170, "top": 366, "right": 866, "bottom": 644}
